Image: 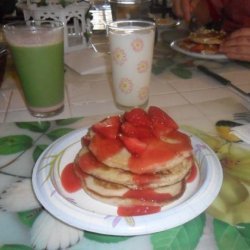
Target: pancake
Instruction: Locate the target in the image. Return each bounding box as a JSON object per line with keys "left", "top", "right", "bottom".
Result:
{"left": 178, "top": 38, "right": 220, "bottom": 54}
{"left": 77, "top": 172, "right": 186, "bottom": 207}
{"left": 63, "top": 106, "right": 199, "bottom": 216}
{"left": 189, "top": 28, "right": 226, "bottom": 45}
{"left": 88, "top": 129, "right": 193, "bottom": 174}
{"left": 74, "top": 147, "right": 193, "bottom": 189}
{"left": 177, "top": 28, "right": 226, "bottom": 55}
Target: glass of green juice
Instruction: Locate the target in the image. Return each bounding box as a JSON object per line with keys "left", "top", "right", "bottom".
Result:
{"left": 3, "top": 20, "right": 64, "bottom": 118}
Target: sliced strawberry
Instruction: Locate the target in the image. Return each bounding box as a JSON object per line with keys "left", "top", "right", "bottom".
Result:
{"left": 148, "top": 106, "right": 178, "bottom": 129}
{"left": 92, "top": 116, "right": 121, "bottom": 139}
{"left": 121, "top": 122, "right": 137, "bottom": 137}
{"left": 148, "top": 106, "right": 178, "bottom": 138}
{"left": 121, "top": 122, "right": 153, "bottom": 139}
{"left": 124, "top": 108, "right": 151, "bottom": 127}
{"left": 119, "top": 135, "right": 147, "bottom": 155}
{"left": 134, "top": 126, "right": 153, "bottom": 140}
{"left": 151, "top": 123, "right": 174, "bottom": 138}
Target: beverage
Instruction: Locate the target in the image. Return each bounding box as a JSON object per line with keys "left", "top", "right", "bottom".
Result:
{"left": 10, "top": 42, "right": 64, "bottom": 111}
{"left": 108, "top": 21, "right": 155, "bottom": 109}
{"left": 4, "top": 21, "right": 64, "bottom": 117}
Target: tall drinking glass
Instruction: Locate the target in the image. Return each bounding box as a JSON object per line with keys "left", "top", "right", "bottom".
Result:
{"left": 108, "top": 20, "right": 155, "bottom": 109}
{"left": 3, "top": 20, "right": 64, "bottom": 118}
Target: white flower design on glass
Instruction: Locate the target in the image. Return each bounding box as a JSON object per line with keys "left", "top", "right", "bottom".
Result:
{"left": 138, "top": 86, "right": 149, "bottom": 101}
{"left": 119, "top": 78, "right": 133, "bottom": 94}
{"left": 112, "top": 48, "right": 126, "bottom": 65}
{"left": 137, "top": 60, "right": 149, "bottom": 73}
{"left": 131, "top": 38, "right": 144, "bottom": 52}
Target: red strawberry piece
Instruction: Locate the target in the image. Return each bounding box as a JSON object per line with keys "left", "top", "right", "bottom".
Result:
{"left": 134, "top": 126, "right": 153, "bottom": 140}
{"left": 119, "top": 135, "right": 147, "bottom": 155}
{"left": 151, "top": 123, "right": 173, "bottom": 138}
{"left": 121, "top": 122, "right": 153, "bottom": 139}
{"left": 121, "top": 122, "right": 137, "bottom": 137}
{"left": 148, "top": 106, "right": 178, "bottom": 138}
{"left": 92, "top": 116, "right": 121, "bottom": 139}
{"left": 124, "top": 108, "right": 151, "bottom": 127}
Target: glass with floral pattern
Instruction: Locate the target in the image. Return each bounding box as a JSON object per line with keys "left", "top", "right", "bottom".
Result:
{"left": 108, "top": 20, "right": 155, "bottom": 109}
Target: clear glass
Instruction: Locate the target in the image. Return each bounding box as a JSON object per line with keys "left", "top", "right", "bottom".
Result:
{"left": 108, "top": 20, "right": 155, "bottom": 110}
{"left": 3, "top": 20, "right": 64, "bottom": 118}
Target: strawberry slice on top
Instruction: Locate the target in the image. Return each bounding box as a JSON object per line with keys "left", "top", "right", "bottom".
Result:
{"left": 148, "top": 106, "right": 178, "bottom": 138}
{"left": 121, "top": 122, "right": 153, "bottom": 140}
{"left": 92, "top": 116, "right": 121, "bottom": 139}
{"left": 124, "top": 108, "right": 151, "bottom": 127}
{"left": 119, "top": 135, "right": 147, "bottom": 155}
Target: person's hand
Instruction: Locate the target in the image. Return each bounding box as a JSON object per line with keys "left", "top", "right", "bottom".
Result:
{"left": 172, "top": 0, "right": 201, "bottom": 21}
{"left": 220, "top": 28, "right": 250, "bottom": 61}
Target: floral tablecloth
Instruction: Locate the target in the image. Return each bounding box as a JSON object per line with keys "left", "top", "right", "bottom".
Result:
{"left": 0, "top": 116, "right": 250, "bottom": 250}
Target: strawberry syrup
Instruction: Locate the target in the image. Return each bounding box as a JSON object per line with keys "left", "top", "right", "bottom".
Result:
{"left": 118, "top": 205, "right": 161, "bottom": 216}
{"left": 61, "top": 163, "right": 82, "bottom": 192}
{"left": 186, "top": 162, "right": 198, "bottom": 183}
{"left": 123, "top": 189, "right": 173, "bottom": 203}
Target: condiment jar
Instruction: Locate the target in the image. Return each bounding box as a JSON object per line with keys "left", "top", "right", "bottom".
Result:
{"left": 109, "top": 0, "right": 151, "bottom": 20}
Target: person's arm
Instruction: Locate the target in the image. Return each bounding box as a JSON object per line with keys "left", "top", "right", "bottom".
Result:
{"left": 220, "top": 28, "right": 250, "bottom": 61}
{"left": 172, "top": 0, "right": 211, "bottom": 25}
{"left": 172, "top": 0, "right": 194, "bottom": 21}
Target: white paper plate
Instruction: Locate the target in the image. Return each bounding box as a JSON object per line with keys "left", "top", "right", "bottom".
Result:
{"left": 32, "top": 128, "right": 223, "bottom": 236}
{"left": 170, "top": 39, "right": 228, "bottom": 60}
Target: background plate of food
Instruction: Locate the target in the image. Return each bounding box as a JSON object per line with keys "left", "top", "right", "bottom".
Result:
{"left": 170, "top": 28, "right": 228, "bottom": 60}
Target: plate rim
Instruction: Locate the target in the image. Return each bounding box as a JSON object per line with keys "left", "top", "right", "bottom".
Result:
{"left": 170, "top": 38, "right": 228, "bottom": 60}
{"left": 32, "top": 128, "right": 223, "bottom": 236}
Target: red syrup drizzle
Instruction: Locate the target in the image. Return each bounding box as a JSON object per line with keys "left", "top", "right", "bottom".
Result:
{"left": 128, "top": 130, "right": 193, "bottom": 174}
{"left": 61, "top": 163, "right": 82, "bottom": 192}
{"left": 117, "top": 188, "right": 174, "bottom": 216}
{"left": 133, "top": 172, "right": 160, "bottom": 187}
{"left": 60, "top": 162, "right": 165, "bottom": 216}
{"left": 89, "top": 134, "right": 123, "bottom": 161}
{"left": 123, "top": 188, "right": 173, "bottom": 202}
{"left": 78, "top": 151, "right": 102, "bottom": 172}
{"left": 186, "top": 161, "right": 198, "bottom": 183}
{"left": 118, "top": 205, "right": 161, "bottom": 216}
{"left": 118, "top": 159, "right": 198, "bottom": 216}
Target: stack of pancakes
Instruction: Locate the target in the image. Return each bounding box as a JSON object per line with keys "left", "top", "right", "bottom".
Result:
{"left": 180, "top": 28, "right": 226, "bottom": 54}
{"left": 72, "top": 107, "right": 196, "bottom": 216}
{"left": 189, "top": 28, "right": 226, "bottom": 45}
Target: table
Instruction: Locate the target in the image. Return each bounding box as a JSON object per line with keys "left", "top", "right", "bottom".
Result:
{"left": 0, "top": 27, "right": 250, "bottom": 250}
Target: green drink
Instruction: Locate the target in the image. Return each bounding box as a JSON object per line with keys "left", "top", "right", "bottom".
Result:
{"left": 4, "top": 21, "right": 64, "bottom": 118}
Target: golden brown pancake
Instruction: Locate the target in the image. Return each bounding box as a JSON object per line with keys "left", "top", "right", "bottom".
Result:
{"left": 88, "top": 129, "right": 193, "bottom": 174}
{"left": 77, "top": 172, "right": 186, "bottom": 207}
{"left": 189, "top": 28, "right": 226, "bottom": 45}
{"left": 74, "top": 147, "right": 193, "bottom": 189}
{"left": 178, "top": 38, "right": 220, "bottom": 54}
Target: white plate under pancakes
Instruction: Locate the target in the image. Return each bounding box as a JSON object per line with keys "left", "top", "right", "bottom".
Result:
{"left": 32, "top": 128, "right": 223, "bottom": 236}
{"left": 170, "top": 39, "right": 228, "bottom": 60}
